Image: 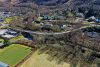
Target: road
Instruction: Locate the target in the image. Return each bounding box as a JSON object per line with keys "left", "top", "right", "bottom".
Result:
{"left": 9, "top": 22, "right": 100, "bottom": 35}
{"left": 10, "top": 26, "right": 90, "bottom": 35}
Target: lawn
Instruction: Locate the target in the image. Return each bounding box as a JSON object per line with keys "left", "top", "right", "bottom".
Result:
{"left": 20, "top": 50, "right": 71, "bottom": 67}
{"left": 9, "top": 35, "right": 25, "bottom": 43}
{"left": 0, "top": 44, "right": 32, "bottom": 67}
{"left": 4, "top": 16, "right": 20, "bottom": 24}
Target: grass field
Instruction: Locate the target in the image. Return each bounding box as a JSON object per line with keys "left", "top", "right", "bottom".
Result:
{"left": 0, "top": 44, "right": 32, "bottom": 67}
{"left": 20, "top": 50, "right": 71, "bottom": 67}
{"left": 9, "top": 35, "right": 24, "bottom": 43}
{"left": 4, "top": 16, "right": 20, "bottom": 24}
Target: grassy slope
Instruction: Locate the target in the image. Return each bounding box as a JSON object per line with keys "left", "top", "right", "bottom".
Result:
{"left": 0, "top": 44, "right": 31, "bottom": 67}
{"left": 4, "top": 16, "right": 19, "bottom": 24}
{"left": 20, "top": 50, "right": 70, "bottom": 67}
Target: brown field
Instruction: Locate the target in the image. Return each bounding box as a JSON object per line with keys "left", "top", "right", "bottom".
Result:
{"left": 20, "top": 50, "right": 71, "bottom": 67}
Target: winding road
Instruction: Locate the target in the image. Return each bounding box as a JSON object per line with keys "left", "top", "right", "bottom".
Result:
{"left": 11, "top": 25, "right": 91, "bottom": 35}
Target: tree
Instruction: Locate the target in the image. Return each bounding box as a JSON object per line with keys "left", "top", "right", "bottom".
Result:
{"left": 51, "top": 25, "right": 60, "bottom": 32}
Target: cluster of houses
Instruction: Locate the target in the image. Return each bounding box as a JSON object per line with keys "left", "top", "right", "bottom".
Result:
{"left": 39, "top": 13, "right": 66, "bottom": 20}
{"left": 0, "top": 29, "right": 32, "bottom": 47}
{"left": 0, "top": 27, "right": 19, "bottom": 67}
{"left": 75, "top": 12, "right": 100, "bottom": 24}
{"left": 37, "top": 21, "right": 72, "bottom": 32}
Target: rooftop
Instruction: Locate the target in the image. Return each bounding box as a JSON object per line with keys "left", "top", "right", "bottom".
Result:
{"left": 0, "top": 61, "right": 9, "bottom": 67}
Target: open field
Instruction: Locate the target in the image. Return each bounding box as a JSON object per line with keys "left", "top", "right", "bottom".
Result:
{"left": 20, "top": 50, "right": 71, "bottom": 67}
{"left": 4, "top": 16, "right": 20, "bottom": 24}
{"left": 0, "top": 44, "right": 32, "bottom": 67}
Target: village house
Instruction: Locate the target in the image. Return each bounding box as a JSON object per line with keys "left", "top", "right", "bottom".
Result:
{"left": 0, "top": 11, "right": 12, "bottom": 19}
{"left": 0, "top": 29, "right": 19, "bottom": 39}
{"left": 6, "top": 29, "right": 19, "bottom": 36}
{"left": 86, "top": 16, "right": 96, "bottom": 22}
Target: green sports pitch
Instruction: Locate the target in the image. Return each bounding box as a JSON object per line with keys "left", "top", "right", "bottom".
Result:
{"left": 0, "top": 44, "right": 32, "bottom": 67}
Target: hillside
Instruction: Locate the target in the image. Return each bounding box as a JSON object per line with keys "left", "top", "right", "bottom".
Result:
{"left": 28, "top": 0, "right": 100, "bottom": 17}
{"left": 14, "top": 0, "right": 100, "bottom": 17}
{"left": 1, "top": 0, "right": 100, "bottom": 17}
